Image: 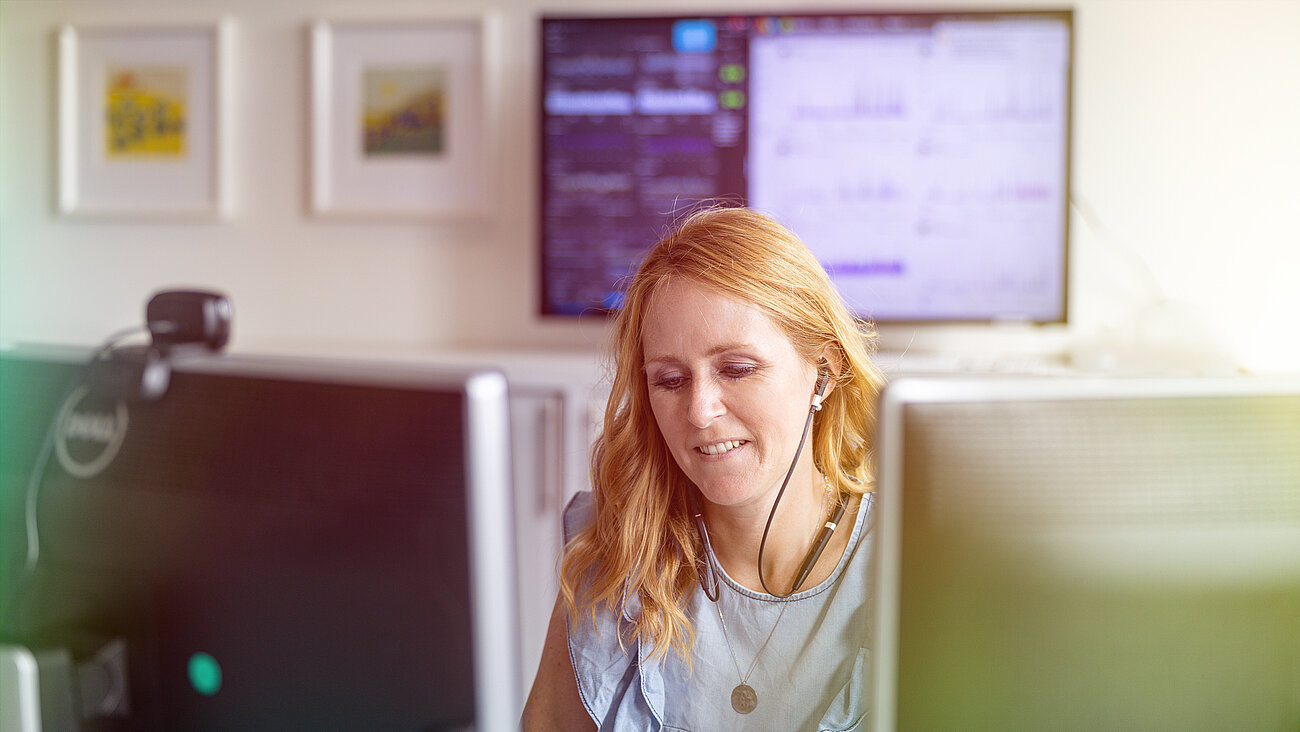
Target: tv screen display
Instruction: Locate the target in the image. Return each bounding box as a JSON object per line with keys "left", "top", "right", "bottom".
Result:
{"left": 540, "top": 10, "right": 1073, "bottom": 323}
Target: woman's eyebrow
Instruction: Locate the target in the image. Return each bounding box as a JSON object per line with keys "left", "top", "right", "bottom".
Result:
{"left": 643, "top": 342, "right": 758, "bottom": 367}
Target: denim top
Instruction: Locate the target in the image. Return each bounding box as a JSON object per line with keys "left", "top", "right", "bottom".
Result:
{"left": 563, "top": 490, "right": 873, "bottom": 732}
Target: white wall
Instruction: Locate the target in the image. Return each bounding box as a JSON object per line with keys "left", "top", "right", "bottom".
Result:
{"left": 2, "top": 0, "right": 1298, "bottom": 373}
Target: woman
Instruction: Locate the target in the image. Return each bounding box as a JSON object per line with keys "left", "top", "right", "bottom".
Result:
{"left": 523, "top": 206, "right": 886, "bottom": 731}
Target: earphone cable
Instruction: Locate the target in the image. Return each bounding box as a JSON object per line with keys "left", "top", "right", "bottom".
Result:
{"left": 756, "top": 401, "right": 819, "bottom": 597}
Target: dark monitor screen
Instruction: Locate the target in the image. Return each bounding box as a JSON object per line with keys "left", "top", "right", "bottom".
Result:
{"left": 540, "top": 10, "right": 1073, "bottom": 322}
{"left": 871, "top": 377, "right": 1300, "bottom": 731}
{"left": 0, "top": 346, "right": 518, "bottom": 731}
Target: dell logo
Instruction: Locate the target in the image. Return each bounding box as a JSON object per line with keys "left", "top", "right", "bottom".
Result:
{"left": 63, "top": 412, "right": 119, "bottom": 443}
{"left": 55, "top": 385, "right": 129, "bottom": 478}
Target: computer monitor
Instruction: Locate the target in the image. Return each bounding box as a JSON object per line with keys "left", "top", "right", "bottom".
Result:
{"left": 539, "top": 10, "right": 1073, "bottom": 323}
{"left": 0, "top": 345, "right": 519, "bottom": 731}
{"left": 871, "top": 377, "right": 1300, "bottom": 731}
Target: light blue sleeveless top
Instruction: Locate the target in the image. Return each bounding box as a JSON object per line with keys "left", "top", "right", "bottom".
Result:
{"left": 563, "top": 491, "right": 873, "bottom": 732}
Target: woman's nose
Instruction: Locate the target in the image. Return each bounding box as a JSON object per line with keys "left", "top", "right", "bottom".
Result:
{"left": 686, "top": 377, "right": 725, "bottom": 428}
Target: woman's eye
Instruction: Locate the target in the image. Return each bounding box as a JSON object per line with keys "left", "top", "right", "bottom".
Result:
{"left": 652, "top": 374, "right": 686, "bottom": 391}
{"left": 721, "top": 364, "right": 758, "bottom": 379}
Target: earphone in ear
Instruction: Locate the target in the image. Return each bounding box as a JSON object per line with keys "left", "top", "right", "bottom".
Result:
{"left": 811, "top": 361, "right": 831, "bottom": 411}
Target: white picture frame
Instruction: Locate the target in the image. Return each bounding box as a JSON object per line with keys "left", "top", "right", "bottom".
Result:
{"left": 58, "top": 20, "right": 233, "bottom": 218}
{"left": 311, "top": 14, "right": 499, "bottom": 219}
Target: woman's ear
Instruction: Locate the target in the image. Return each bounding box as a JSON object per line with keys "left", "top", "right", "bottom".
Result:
{"left": 816, "top": 344, "right": 844, "bottom": 397}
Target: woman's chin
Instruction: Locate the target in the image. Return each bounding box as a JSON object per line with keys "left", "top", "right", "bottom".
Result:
{"left": 693, "top": 479, "right": 772, "bottom": 510}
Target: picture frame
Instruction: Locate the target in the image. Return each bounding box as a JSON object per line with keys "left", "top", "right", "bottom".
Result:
{"left": 58, "top": 20, "right": 233, "bottom": 218}
{"left": 311, "top": 14, "right": 499, "bottom": 219}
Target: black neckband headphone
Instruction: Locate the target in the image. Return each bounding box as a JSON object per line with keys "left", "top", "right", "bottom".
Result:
{"left": 689, "top": 360, "right": 847, "bottom": 600}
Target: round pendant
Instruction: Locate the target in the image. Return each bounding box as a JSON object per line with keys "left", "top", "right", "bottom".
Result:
{"left": 731, "top": 683, "right": 758, "bottom": 714}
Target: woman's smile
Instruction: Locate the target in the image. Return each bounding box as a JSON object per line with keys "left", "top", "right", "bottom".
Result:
{"left": 696, "top": 439, "right": 747, "bottom": 456}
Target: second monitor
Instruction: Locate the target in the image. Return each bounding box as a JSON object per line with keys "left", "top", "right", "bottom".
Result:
{"left": 871, "top": 377, "right": 1300, "bottom": 731}
{"left": 0, "top": 347, "right": 520, "bottom": 731}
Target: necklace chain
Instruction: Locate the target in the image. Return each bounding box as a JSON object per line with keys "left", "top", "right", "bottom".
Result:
{"left": 715, "top": 595, "right": 788, "bottom": 685}
{"left": 713, "top": 472, "right": 834, "bottom": 713}
{"left": 819, "top": 471, "right": 833, "bottom": 522}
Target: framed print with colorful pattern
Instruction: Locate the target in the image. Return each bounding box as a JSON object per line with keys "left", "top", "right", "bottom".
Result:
{"left": 311, "top": 15, "right": 498, "bottom": 218}
{"left": 58, "top": 20, "right": 233, "bottom": 218}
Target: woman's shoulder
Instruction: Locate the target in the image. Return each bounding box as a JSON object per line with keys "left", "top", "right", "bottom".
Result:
{"left": 562, "top": 490, "right": 595, "bottom": 545}
{"left": 560, "top": 493, "right": 660, "bottom": 728}
{"left": 562, "top": 491, "right": 639, "bottom": 618}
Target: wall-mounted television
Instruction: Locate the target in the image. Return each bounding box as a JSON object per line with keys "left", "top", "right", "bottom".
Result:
{"left": 539, "top": 10, "right": 1073, "bottom": 323}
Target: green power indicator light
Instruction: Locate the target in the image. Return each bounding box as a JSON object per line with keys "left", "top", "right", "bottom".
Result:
{"left": 188, "top": 652, "right": 222, "bottom": 696}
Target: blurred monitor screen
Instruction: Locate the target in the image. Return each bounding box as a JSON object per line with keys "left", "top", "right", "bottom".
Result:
{"left": 871, "top": 377, "right": 1300, "bottom": 731}
{"left": 539, "top": 10, "right": 1073, "bottom": 322}
{"left": 0, "top": 346, "right": 518, "bottom": 731}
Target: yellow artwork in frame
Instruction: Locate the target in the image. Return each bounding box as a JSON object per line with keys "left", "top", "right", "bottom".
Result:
{"left": 59, "top": 19, "right": 232, "bottom": 217}
{"left": 105, "top": 66, "right": 188, "bottom": 158}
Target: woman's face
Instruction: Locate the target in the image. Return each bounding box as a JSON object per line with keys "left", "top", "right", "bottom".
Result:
{"left": 641, "top": 278, "right": 820, "bottom": 510}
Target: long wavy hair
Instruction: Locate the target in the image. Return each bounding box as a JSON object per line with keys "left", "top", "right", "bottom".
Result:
{"left": 559, "top": 206, "right": 887, "bottom": 663}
